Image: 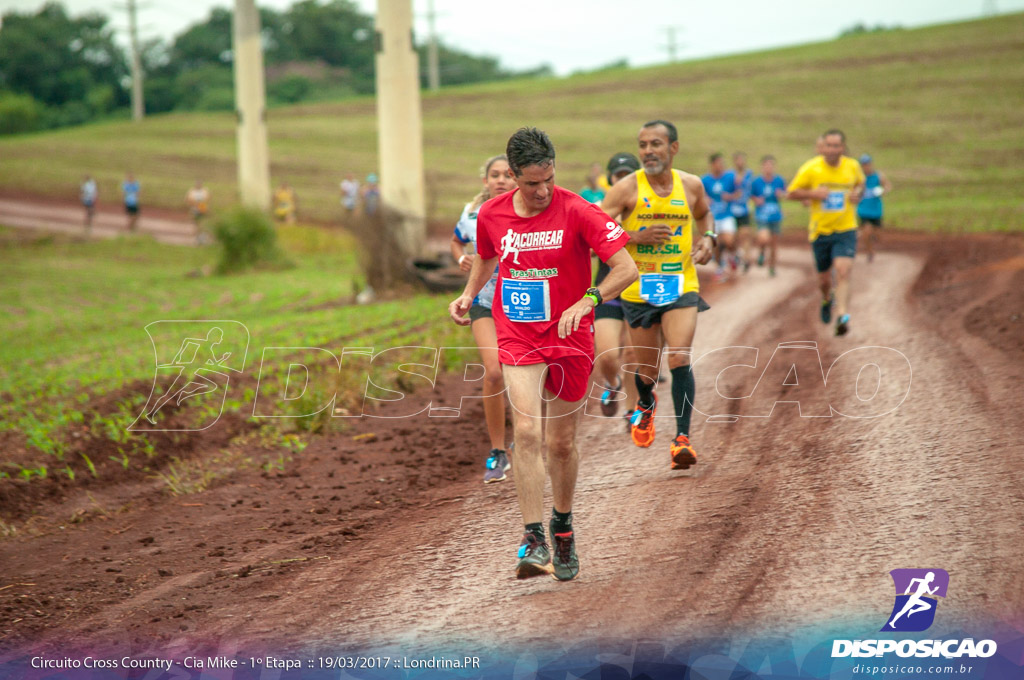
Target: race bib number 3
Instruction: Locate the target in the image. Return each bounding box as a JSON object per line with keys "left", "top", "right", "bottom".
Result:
{"left": 823, "top": 190, "right": 846, "bottom": 212}
{"left": 639, "top": 274, "right": 682, "bottom": 307}
{"left": 501, "top": 278, "right": 551, "bottom": 322}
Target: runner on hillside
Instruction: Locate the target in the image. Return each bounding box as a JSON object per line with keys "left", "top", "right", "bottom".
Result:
{"left": 731, "top": 151, "right": 754, "bottom": 272}
{"left": 448, "top": 127, "right": 637, "bottom": 581}
{"left": 273, "top": 182, "right": 297, "bottom": 224}
{"left": 122, "top": 173, "right": 140, "bottom": 232}
{"left": 752, "top": 155, "right": 786, "bottom": 277}
{"left": 602, "top": 120, "right": 716, "bottom": 471}
{"left": 340, "top": 173, "right": 360, "bottom": 215}
{"left": 186, "top": 180, "right": 210, "bottom": 244}
{"left": 80, "top": 175, "right": 97, "bottom": 234}
{"left": 450, "top": 154, "right": 517, "bottom": 483}
{"left": 579, "top": 163, "right": 606, "bottom": 204}
{"left": 592, "top": 152, "right": 642, "bottom": 426}
{"left": 856, "top": 153, "right": 892, "bottom": 263}
{"left": 786, "top": 129, "right": 866, "bottom": 336}
{"left": 701, "top": 153, "right": 740, "bottom": 281}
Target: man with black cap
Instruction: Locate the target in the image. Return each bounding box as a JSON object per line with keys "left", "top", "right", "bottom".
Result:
{"left": 593, "top": 152, "right": 642, "bottom": 424}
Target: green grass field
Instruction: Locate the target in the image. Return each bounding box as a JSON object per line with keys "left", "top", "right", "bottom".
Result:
{"left": 0, "top": 13, "right": 1021, "bottom": 232}
{"left": 0, "top": 225, "right": 466, "bottom": 483}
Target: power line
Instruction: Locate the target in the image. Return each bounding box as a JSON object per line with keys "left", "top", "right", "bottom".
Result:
{"left": 661, "top": 26, "right": 684, "bottom": 63}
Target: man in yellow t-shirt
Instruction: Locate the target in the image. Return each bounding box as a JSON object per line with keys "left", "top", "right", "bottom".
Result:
{"left": 787, "top": 129, "right": 866, "bottom": 336}
{"left": 601, "top": 119, "right": 716, "bottom": 471}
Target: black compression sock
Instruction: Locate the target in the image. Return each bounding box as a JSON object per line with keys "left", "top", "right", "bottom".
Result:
{"left": 670, "top": 365, "right": 695, "bottom": 436}
{"left": 634, "top": 371, "right": 656, "bottom": 409}
{"left": 525, "top": 523, "right": 545, "bottom": 543}
{"left": 550, "top": 508, "right": 573, "bottom": 534}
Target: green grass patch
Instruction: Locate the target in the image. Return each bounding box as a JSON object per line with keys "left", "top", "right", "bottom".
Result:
{"left": 0, "top": 224, "right": 468, "bottom": 485}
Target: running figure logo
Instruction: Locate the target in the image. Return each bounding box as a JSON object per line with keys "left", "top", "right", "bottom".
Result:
{"left": 881, "top": 568, "right": 949, "bottom": 632}
{"left": 500, "top": 228, "right": 521, "bottom": 264}
{"left": 131, "top": 321, "right": 249, "bottom": 432}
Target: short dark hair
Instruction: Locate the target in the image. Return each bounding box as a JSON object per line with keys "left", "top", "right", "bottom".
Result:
{"left": 506, "top": 127, "right": 555, "bottom": 176}
{"left": 761, "top": 154, "right": 776, "bottom": 163}
{"left": 709, "top": 152, "right": 723, "bottom": 164}
{"left": 823, "top": 128, "right": 846, "bottom": 143}
{"left": 642, "top": 119, "right": 678, "bottom": 144}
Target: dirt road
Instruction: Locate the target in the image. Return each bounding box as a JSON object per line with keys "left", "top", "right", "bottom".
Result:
{"left": 1, "top": 232, "right": 1022, "bottom": 660}
{"left": 0, "top": 196, "right": 200, "bottom": 246}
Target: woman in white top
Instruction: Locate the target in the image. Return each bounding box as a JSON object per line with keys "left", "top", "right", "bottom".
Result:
{"left": 449, "top": 155, "right": 515, "bottom": 483}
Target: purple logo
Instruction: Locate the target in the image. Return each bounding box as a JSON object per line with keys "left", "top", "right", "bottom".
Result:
{"left": 881, "top": 568, "right": 949, "bottom": 632}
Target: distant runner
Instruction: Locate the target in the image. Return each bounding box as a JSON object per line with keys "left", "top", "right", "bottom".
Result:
{"left": 730, "top": 151, "right": 754, "bottom": 272}
{"left": 186, "top": 180, "right": 210, "bottom": 244}
{"left": 579, "top": 163, "right": 606, "bottom": 203}
{"left": 701, "top": 153, "right": 740, "bottom": 281}
{"left": 450, "top": 154, "right": 517, "bottom": 483}
{"left": 751, "top": 155, "right": 786, "bottom": 277}
{"left": 856, "top": 153, "right": 892, "bottom": 263}
{"left": 273, "top": 182, "right": 297, "bottom": 224}
{"left": 602, "top": 120, "right": 715, "bottom": 471}
{"left": 786, "top": 129, "right": 866, "bottom": 336}
{"left": 340, "top": 173, "right": 360, "bottom": 215}
{"left": 122, "top": 173, "right": 140, "bottom": 232}
{"left": 80, "top": 175, "right": 97, "bottom": 234}
{"left": 448, "top": 127, "right": 637, "bottom": 581}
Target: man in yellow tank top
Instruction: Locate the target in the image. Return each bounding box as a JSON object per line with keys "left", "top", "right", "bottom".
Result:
{"left": 601, "top": 120, "right": 716, "bottom": 470}
{"left": 786, "top": 129, "right": 866, "bottom": 336}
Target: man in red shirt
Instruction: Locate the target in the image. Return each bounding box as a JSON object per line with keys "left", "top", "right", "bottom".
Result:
{"left": 449, "top": 127, "right": 637, "bottom": 581}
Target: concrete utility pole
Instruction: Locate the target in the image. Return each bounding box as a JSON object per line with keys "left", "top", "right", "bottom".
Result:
{"left": 232, "top": 0, "right": 271, "bottom": 210}
{"left": 375, "top": 0, "right": 426, "bottom": 257}
{"left": 426, "top": 0, "right": 440, "bottom": 91}
{"left": 126, "top": 0, "right": 145, "bottom": 120}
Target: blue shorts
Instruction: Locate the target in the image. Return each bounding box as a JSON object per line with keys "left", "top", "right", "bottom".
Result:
{"left": 757, "top": 221, "right": 782, "bottom": 235}
{"left": 811, "top": 230, "right": 858, "bottom": 273}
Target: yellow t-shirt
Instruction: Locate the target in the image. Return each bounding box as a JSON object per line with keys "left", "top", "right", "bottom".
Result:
{"left": 788, "top": 156, "right": 866, "bottom": 241}
{"left": 620, "top": 169, "right": 699, "bottom": 304}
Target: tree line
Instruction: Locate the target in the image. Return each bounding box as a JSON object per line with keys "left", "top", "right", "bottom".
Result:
{"left": 0, "top": 0, "right": 553, "bottom": 135}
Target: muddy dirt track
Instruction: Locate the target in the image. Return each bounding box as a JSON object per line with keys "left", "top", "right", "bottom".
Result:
{"left": 1, "top": 230, "right": 1022, "bottom": 659}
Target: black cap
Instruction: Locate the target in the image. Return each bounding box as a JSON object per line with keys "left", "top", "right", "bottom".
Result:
{"left": 606, "top": 152, "right": 641, "bottom": 177}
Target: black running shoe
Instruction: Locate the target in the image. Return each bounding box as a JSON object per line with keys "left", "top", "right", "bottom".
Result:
{"left": 515, "top": 533, "right": 552, "bottom": 579}
{"left": 820, "top": 295, "right": 833, "bottom": 324}
{"left": 550, "top": 529, "right": 580, "bottom": 581}
{"left": 835, "top": 314, "right": 850, "bottom": 336}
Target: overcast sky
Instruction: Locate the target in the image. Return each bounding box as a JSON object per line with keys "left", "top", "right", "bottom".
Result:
{"left": 1, "top": 0, "right": 1021, "bottom": 75}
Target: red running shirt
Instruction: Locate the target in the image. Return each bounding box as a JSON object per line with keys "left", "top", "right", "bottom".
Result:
{"left": 476, "top": 185, "right": 629, "bottom": 363}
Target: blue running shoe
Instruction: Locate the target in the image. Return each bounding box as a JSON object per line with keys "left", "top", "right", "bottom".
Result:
{"left": 835, "top": 314, "right": 851, "bottom": 336}
{"left": 484, "top": 447, "right": 511, "bottom": 484}
{"left": 600, "top": 377, "right": 622, "bottom": 417}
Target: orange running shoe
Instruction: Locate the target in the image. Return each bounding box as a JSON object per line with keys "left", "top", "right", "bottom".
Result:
{"left": 670, "top": 434, "right": 697, "bottom": 470}
{"left": 629, "top": 394, "right": 657, "bottom": 448}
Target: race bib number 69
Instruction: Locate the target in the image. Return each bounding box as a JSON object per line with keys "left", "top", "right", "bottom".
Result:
{"left": 501, "top": 278, "right": 551, "bottom": 322}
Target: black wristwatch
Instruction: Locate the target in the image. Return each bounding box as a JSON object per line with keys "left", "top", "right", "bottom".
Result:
{"left": 584, "top": 286, "right": 603, "bottom": 306}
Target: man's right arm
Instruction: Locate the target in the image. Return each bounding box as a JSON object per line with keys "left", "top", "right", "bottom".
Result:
{"left": 786, "top": 164, "right": 827, "bottom": 202}
{"left": 449, "top": 255, "right": 498, "bottom": 326}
